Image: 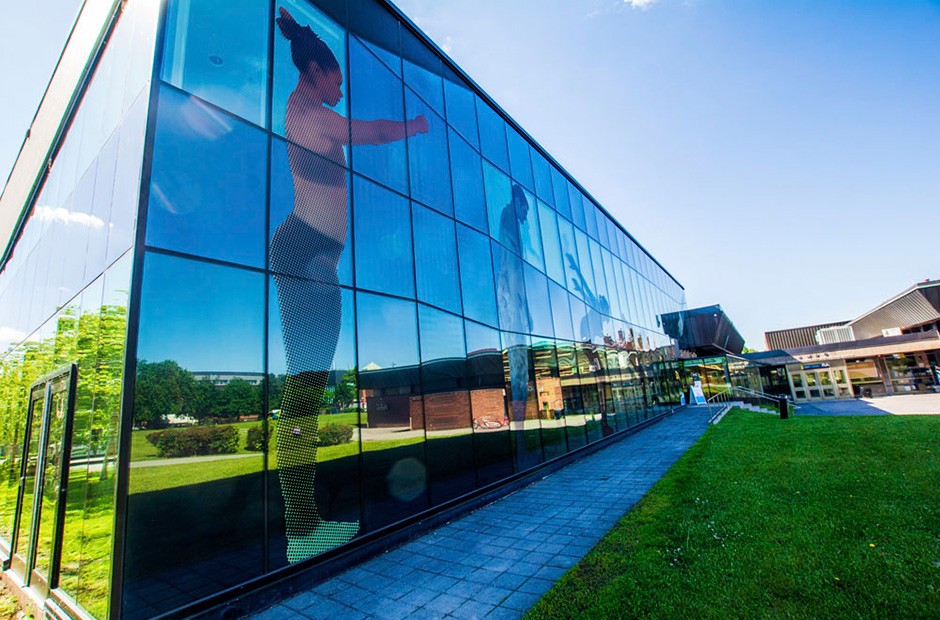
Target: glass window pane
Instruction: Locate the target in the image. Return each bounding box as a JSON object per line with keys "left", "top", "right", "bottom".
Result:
{"left": 162, "top": 0, "right": 269, "bottom": 126}
{"left": 493, "top": 239, "right": 531, "bottom": 335}
{"left": 348, "top": 0, "right": 400, "bottom": 76}
{"left": 551, "top": 166, "right": 571, "bottom": 220}
{"left": 483, "top": 161, "right": 511, "bottom": 242}
{"left": 406, "top": 89, "right": 453, "bottom": 215}
{"left": 268, "top": 280, "right": 360, "bottom": 568}
{"left": 353, "top": 176, "right": 414, "bottom": 298}
{"left": 538, "top": 202, "right": 565, "bottom": 286}
{"left": 465, "top": 321, "right": 511, "bottom": 485}
{"left": 444, "top": 76, "right": 479, "bottom": 148}
{"left": 517, "top": 188, "right": 544, "bottom": 272}
{"left": 477, "top": 100, "right": 509, "bottom": 172}
{"left": 449, "top": 128, "right": 487, "bottom": 232}
{"left": 524, "top": 264, "right": 554, "bottom": 338}
{"left": 557, "top": 217, "right": 579, "bottom": 297}
{"left": 126, "top": 252, "right": 264, "bottom": 616}
{"left": 532, "top": 339, "right": 566, "bottom": 460}
{"left": 507, "top": 127, "right": 534, "bottom": 191}
{"left": 557, "top": 340, "right": 587, "bottom": 449}
{"left": 456, "top": 224, "right": 498, "bottom": 327}
{"left": 349, "top": 37, "right": 408, "bottom": 194}
{"left": 583, "top": 195, "right": 599, "bottom": 240}
{"left": 573, "top": 229, "right": 598, "bottom": 305}
{"left": 569, "top": 183, "right": 586, "bottom": 230}
{"left": 357, "top": 293, "right": 427, "bottom": 531}
{"left": 418, "top": 306, "right": 474, "bottom": 505}
{"left": 502, "top": 331, "right": 541, "bottom": 471}
{"left": 273, "top": 0, "right": 348, "bottom": 146}
{"left": 549, "top": 281, "right": 575, "bottom": 343}
{"left": 147, "top": 85, "right": 266, "bottom": 267}
{"left": 413, "top": 204, "right": 461, "bottom": 314}
{"left": 269, "top": 136, "right": 353, "bottom": 286}
{"left": 531, "top": 148, "right": 553, "bottom": 204}
{"left": 404, "top": 59, "right": 445, "bottom": 117}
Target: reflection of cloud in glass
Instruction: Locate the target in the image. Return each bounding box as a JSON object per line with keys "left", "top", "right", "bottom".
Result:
{"left": 35, "top": 206, "right": 105, "bottom": 230}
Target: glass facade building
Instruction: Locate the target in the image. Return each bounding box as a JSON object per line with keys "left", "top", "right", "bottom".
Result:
{"left": 0, "top": 0, "right": 687, "bottom": 617}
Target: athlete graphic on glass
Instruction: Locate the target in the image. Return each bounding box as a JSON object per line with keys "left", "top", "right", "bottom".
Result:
{"left": 272, "top": 8, "right": 428, "bottom": 563}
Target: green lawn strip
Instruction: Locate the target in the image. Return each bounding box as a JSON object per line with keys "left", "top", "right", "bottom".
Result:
{"left": 528, "top": 409, "right": 940, "bottom": 619}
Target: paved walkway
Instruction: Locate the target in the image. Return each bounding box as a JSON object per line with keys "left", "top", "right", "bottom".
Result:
{"left": 796, "top": 393, "right": 940, "bottom": 416}
{"left": 251, "top": 408, "right": 711, "bottom": 620}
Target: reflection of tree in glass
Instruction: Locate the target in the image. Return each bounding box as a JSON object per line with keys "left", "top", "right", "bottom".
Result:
{"left": 496, "top": 185, "right": 535, "bottom": 462}
{"left": 0, "top": 302, "right": 128, "bottom": 618}
{"left": 564, "top": 253, "right": 614, "bottom": 435}
{"left": 272, "top": 8, "right": 427, "bottom": 563}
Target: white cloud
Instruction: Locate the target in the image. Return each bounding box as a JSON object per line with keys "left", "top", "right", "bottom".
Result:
{"left": 625, "top": 0, "right": 659, "bottom": 8}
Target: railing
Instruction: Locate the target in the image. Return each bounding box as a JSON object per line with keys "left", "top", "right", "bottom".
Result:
{"left": 702, "top": 385, "right": 794, "bottom": 423}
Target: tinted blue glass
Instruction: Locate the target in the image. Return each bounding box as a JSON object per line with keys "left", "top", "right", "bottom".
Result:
{"left": 557, "top": 217, "right": 579, "bottom": 296}
{"left": 266, "top": 281, "right": 361, "bottom": 568}
{"left": 523, "top": 265, "right": 554, "bottom": 338}
{"left": 530, "top": 148, "right": 553, "bottom": 204}
{"left": 273, "top": 0, "right": 348, "bottom": 140}
{"left": 569, "top": 184, "right": 586, "bottom": 230}
{"left": 551, "top": 166, "right": 571, "bottom": 220}
{"left": 356, "top": 292, "right": 427, "bottom": 529}
{"left": 147, "top": 86, "right": 266, "bottom": 268}
{"left": 359, "top": 36, "right": 402, "bottom": 76}
{"left": 162, "top": 0, "right": 269, "bottom": 126}
{"left": 413, "top": 204, "right": 461, "bottom": 314}
{"left": 350, "top": 38, "right": 408, "bottom": 194}
{"left": 456, "top": 224, "right": 498, "bottom": 326}
{"left": 583, "top": 196, "right": 599, "bottom": 240}
{"left": 353, "top": 176, "right": 414, "bottom": 297}
{"left": 492, "top": 240, "right": 531, "bottom": 335}
{"left": 449, "top": 128, "right": 487, "bottom": 232}
{"left": 404, "top": 60, "right": 445, "bottom": 117}
{"left": 531, "top": 339, "right": 566, "bottom": 460}
{"left": 573, "top": 229, "right": 597, "bottom": 306}
{"left": 406, "top": 89, "right": 453, "bottom": 215}
{"left": 538, "top": 202, "right": 565, "bottom": 286}
{"left": 602, "top": 249, "right": 623, "bottom": 321}
{"left": 269, "top": 137, "right": 352, "bottom": 286}
{"left": 464, "top": 320, "right": 511, "bottom": 484}
{"left": 589, "top": 239, "right": 610, "bottom": 314}
{"left": 548, "top": 281, "right": 575, "bottom": 342}
{"left": 476, "top": 100, "right": 509, "bottom": 171}
{"left": 129, "top": 251, "right": 264, "bottom": 614}
{"left": 483, "top": 162, "right": 511, "bottom": 242}
{"left": 501, "top": 329, "right": 541, "bottom": 471}
{"left": 518, "top": 188, "right": 544, "bottom": 272}
{"left": 418, "top": 305, "right": 474, "bottom": 505}
{"left": 444, "top": 78, "right": 478, "bottom": 147}
{"left": 596, "top": 210, "right": 611, "bottom": 249}
{"left": 507, "top": 127, "right": 534, "bottom": 191}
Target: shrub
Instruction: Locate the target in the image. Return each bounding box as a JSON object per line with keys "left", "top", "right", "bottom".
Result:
{"left": 146, "top": 425, "right": 239, "bottom": 458}
{"left": 245, "top": 424, "right": 266, "bottom": 452}
{"left": 318, "top": 423, "right": 353, "bottom": 447}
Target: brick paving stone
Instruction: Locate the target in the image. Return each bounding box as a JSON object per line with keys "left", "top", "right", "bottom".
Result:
{"left": 250, "top": 407, "right": 710, "bottom": 620}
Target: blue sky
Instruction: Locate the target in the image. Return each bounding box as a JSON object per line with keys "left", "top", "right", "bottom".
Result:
{"left": 2, "top": 0, "right": 939, "bottom": 350}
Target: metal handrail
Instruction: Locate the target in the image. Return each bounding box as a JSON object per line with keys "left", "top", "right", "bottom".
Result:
{"left": 701, "top": 385, "right": 793, "bottom": 422}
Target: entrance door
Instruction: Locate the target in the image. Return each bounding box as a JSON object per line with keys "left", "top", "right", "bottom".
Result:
{"left": 9, "top": 365, "right": 77, "bottom": 596}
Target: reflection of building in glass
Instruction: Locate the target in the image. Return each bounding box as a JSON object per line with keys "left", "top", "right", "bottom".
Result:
{"left": 0, "top": 0, "right": 691, "bottom": 617}
{"left": 748, "top": 280, "right": 940, "bottom": 401}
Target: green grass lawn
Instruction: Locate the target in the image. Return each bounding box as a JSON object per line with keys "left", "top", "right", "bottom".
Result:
{"left": 528, "top": 409, "right": 940, "bottom": 619}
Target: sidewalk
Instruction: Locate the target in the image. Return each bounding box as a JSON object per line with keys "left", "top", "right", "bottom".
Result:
{"left": 251, "top": 407, "right": 711, "bottom": 620}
